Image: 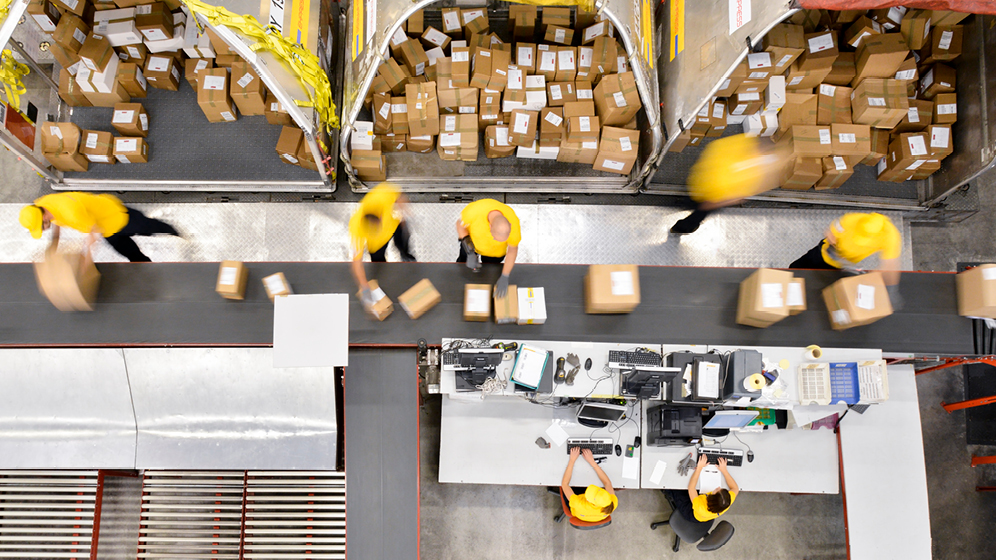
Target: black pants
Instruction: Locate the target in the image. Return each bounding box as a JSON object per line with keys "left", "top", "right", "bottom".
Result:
{"left": 789, "top": 240, "right": 838, "bottom": 270}
{"left": 369, "top": 221, "right": 415, "bottom": 262}
{"left": 104, "top": 208, "right": 178, "bottom": 262}
{"left": 664, "top": 489, "right": 697, "bottom": 523}
{"left": 457, "top": 242, "right": 505, "bottom": 264}
{"left": 671, "top": 207, "right": 713, "bottom": 234}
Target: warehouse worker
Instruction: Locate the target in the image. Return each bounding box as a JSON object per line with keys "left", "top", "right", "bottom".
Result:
{"left": 350, "top": 183, "right": 415, "bottom": 305}
{"left": 670, "top": 134, "right": 785, "bottom": 235}
{"left": 456, "top": 198, "right": 520, "bottom": 298}
{"left": 19, "top": 192, "right": 179, "bottom": 262}
{"left": 789, "top": 212, "right": 902, "bottom": 287}
{"left": 665, "top": 455, "right": 739, "bottom": 523}
{"left": 560, "top": 447, "right": 618, "bottom": 523}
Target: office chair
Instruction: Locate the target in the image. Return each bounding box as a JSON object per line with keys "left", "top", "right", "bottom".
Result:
{"left": 550, "top": 489, "right": 612, "bottom": 530}
{"left": 651, "top": 492, "right": 734, "bottom": 552}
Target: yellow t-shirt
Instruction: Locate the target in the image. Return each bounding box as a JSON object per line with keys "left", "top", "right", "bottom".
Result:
{"left": 34, "top": 192, "right": 129, "bottom": 237}
{"left": 349, "top": 183, "right": 402, "bottom": 257}
{"left": 568, "top": 491, "right": 619, "bottom": 523}
{"left": 460, "top": 199, "right": 521, "bottom": 258}
{"left": 688, "top": 134, "right": 769, "bottom": 204}
{"left": 821, "top": 213, "right": 902, "bottom": 267}
{"left": 692, "top": 490, "right": 737, "bottom": 522}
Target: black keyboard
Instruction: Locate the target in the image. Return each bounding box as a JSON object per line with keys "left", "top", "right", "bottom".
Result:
{"left": 608, "top": 350, "right": 662, "bottom": 368}
{"left": 442, "top": 351, "right": 459, "bottom": 366}
{"left": 565, "top": 438, "right": 614, "bottom": 455}
{"left": 698, "top": 447, "right": 744, "bottom": 467}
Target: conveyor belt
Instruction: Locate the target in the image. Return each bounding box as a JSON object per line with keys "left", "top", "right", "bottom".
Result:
{"left": 0, "top": 263, "right": 971, "bottom": 354}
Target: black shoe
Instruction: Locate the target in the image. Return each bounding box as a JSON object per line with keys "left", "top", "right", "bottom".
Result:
{"left": 401, "top": 252, "right": 416, "bottom": 262}
{"left": 669, "top": 219, "right": 700, "bottom": 235}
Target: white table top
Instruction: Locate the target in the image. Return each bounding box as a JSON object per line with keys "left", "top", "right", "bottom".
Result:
{"left": 273, "top": 294, "right": 349, "bottom": 367}
{"left": 839, "top": 364, "right": 931, "bottom": 560}
{"left": 439, "top": 395, "right": 643, "bottom": 488}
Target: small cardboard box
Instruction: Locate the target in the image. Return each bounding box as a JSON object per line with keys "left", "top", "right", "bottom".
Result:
{"left": 351, "top": 149, "right": 386, "bottom": 182}
{"left": 547, "top": 81, "right": 576, "bottom": 107}
{"left": 933, "top": 93, "right": 958, "bottom": 124}
{"left": 111, "top": 102, "right": 149, "bottom": 137}
{"left": 439, "top": 87, "right": 478, "bottom": 114}
{"left": 406, "top": 82, "right": 440, "bottom": 136}
{"left": 464, "top": 284, "right": 492, "bottom": 321}
{"left": 144, "top": 54, "right": 180, "bottom": 91}
{"left": 919, "top": 63, "right": 957, "bottom": 100}
{"left": 956, "top": 265, "right": 996, "bottom": 319}
{"left": 197, "top": 68, "right": 237, "bottom": 123}
{"left": 558, "top": 137, "right": 599, "bottom": 164}
{"left": 379, "top": 58, "right": 408, "bottom": 95}
{"left": 355, "top": 279, "right": 393, "bottom": 320}
{"left": 593, "top": 71, "right": 641, "bottom": 126}
{"left": 276, "top": 126, "right": 304, "bottom": 165}
{"left": 565, "top": 115, "right": 599, "bottom": 143}
{"left": 584, "top": 264, "right": 640, "bottom": 314}
{"left": 886, "top": 132, "right": 930, "bottom": 169}
{"left": 787, "top": 277, "right": 807, "bottom": 315}
{"left": 778, "top": 125, "right": 833, "bottom": 157}
{"left": 34, "top": 250, "right": 100, "bottom": 312}
{"left": 185, "top": 58, "right": 211, "bottom": 88}
{"left": 112, "top": 136, "right": 149, "bottom": 164}
{"left": 785, "top": 59, "right": 834, "bottom": 90}
{"left": 927, "top": 124, "right": 954, "bottom": 158}
{"left": 536, "top": 46, "right": 558, "bottom": 81}
{"left": 736, "top": 268, "right": 794, "bottom": 328}
{"left": 440, "top": 7, "right": 462, "bottom": 36}
{"left": 900, "top": 11, "right": 932, "bottom": 50}
{"left": 216, "top": 260, "right": 248, "bottom": 300}
{"left": 545, "top": 24, "right": 574, "bottom": 45}
{"left": 421, "top": 26, "right": 450, "bottom": 51}
{"left": 815, "top": 156, "right": 854, "bottom": 190}
{"left": 796, "top": 30, "right": 839, "bottom": 71}
{"left": 853, "top": 33, "right": 909, "bottom": 85}
{"left": 593, "top": 126, "right": 639, "bottom": 174}
{"left": 843, "top": 16, "right": 882, "bottom": 48}
{"left": 816, "top": 84, "right": 852, "bottom": 124}
{"left": 135, "top": 2, "right": 174, "bottom": 42}
{"left": 397, "top": 278, "right": 440, "bottom": 319}
{"left": 517, "top": 287, "right": 547, "bottom": 325}
{"left": 59, "top": 69, "right": 92, "bottom": 107}
{"left": 851, "top": 78, "right": 908, "bottom": 128}
{"left": 780, "top": 157, "right": 823, "bottom": 190}
{"left": 53, "top": 13, "right": 91, "bottom": 53}
{"left": 399, "top": 38, "right": 429, "bottom": 77}
{"left": 230, "top": 60, "right": 267, "bottom": 116}
{"left": 407, "top": 135, "right": 434, "bottom": 153}
{"left": 487, "top": 49, "right": 511, "bottom": 92}
{"left": 80, "top": 130, "right": 115, "bottom": 163}
{"left": 893, "top": 99, "right": 933, "bottom": 133}
{"left": 41, "top": 122, "right": 88, "bottom": 172}
{"left": 494, "top": 283, "right": 519, "bottom": 324}
{"left": 373, "top": 92, "right": 393, "bottom": 133}
{"left": 540, "top": 108, "right": 565, "bottom": 142}
{"left": 822, "top": 271, "right": 893, "bottom": 330}
{"left": 27, "top": 0, "right": 62, "bottom": 33}
{"left": 470, "top": 47, "right": 492, "bottom": 89}
{"left": 509, "top": 109, "right": 538, "bottom": 147}
{"left": 380, "top": 133, "right": 407, "bottom": 153}
{"left": 263, "top": 272, "right": 293, "bottom": 302}
{"left": 437, "top": 113, "right": 478, "bottom": 161}
{"left": 391, "top": 95, "right": 410, "bottom": 135}
{"left": 555, "top": 47, "right": 577, "bottom": 82}
{"left": 265, "top": 93, "right": 294, "bottom": 126}
{"left": 773, "top": 93, "right": 818, "bottom": 140}
{"left": 824, "top": 52, "right": 856, "bottom": 86}
{"left": 79, "top": 32, "right": 115, "bottom": 73}
{"left": 485, "top": 125, "right": 515, "bottom": 158}
{"left": 406, "top": 9, "right": 424, "bottom": 35}
{"left": 462, "top": 7, "right": 489, "bottom": 35}
{"left": 830, "top": 123, "right": 871, "bottom": 157}
{"left": 762, "top": 23, "right": 805, "bottom": 72}
{"left": 920, "top": 25, "right": 963, "bottom": 64}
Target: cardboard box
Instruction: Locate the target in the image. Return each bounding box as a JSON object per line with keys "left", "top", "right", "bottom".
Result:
{"left": 53, "top": 13, "right": 91, "bottom": 53}
{"left": 439, "top": 87, "right": 478, "bottom": 115}
{"left": 264, "top": 92, "right": 294, "bottom": 126}
{"left": 919, "top": 63, "right": 956, "bottom": 100}
{"left": 216, "top": 260, "right": 249, "bottom": 300}
{"left": 78, "top": 32, "right": 116, "bottom": 73}
{"left": 351, "top": 149, "right": 386, "bottom": 182}
{"left": 509, "top": 109, "right": 538, "bottom": 147}
{"left": 900, "top": 11, "right": 933, "bottom": 50}
{"left": 487, "top": 49, "right": 511, "bottom": 92}
{"left": 469, "top": 47, "right": 492, "bottom": 89}
{"left": 593, "top": 71, "right": 641, "bottom": 126}
{"left": 910, "top": 158, "right": 942, "bottom": 180}
{"left": 263, "top": 272, "right": 293, "bottom": 302}
{"left": 823, "top": 271, "right": 893, "bottom": 330}
{"left": 534, "top": 46, "right": 557, "bottom": 81}
{"left": 135, "top": 2, "right": 173, "bottom": 42}
{"left": 869, "top": 6, "right": 907, "bottom": 30}
{"left": 511, "top": 4, "right": 537, "bottom": 41}
{"left": 816, "top": 84, "right": 852, "bottom": 125}
{"left": 406, "top": 82, "right": 440, "bottom": 137}
{"left": 58, "top": 69, "right": 92, "bottom": 107}
{"left": 399, "top": 39, "right": 429, "bottom": 77}
{"left": 715, "top": 62, "right": 746, "bottom": 97}
{"left": 893, "top": 99, "right": 933, "bottom": 133}
{"left": 861, "top": 128, "right": 890, "bottom": 165}
{"left": 464, "top": 284, "right": 491, "bottom": 321}
{"left": 491, "top": 282, "right": 519, "bottom": 324}
{"left": 851, "top": 78, "right": 908, "bottom": 128}
{"left": 111, "top": 102, "right": 149, "bottom": 137}
{"left": 815, "top": 156, "right": 854, "bottom": 190}
{"left": 440, "top": 8, "right": 462, "bottom": 36}
{"left": 773, "top": 93, "right": 818, "bottom": 141}
{"left": 80, "top": 130, "right": 115, "bottom": 163}
{"left": 780, "top": 157, "right": 823, "bottom": 190}
{"left": 785, "top": 59, "right": 834, "bottom": 90}
{"left": 184, "top": 58, "right": 210, "bottom": 88}
{"left": 547, "top": 81, "right": 576, "bottom": 107}
{"left": 957, "top": 265, "right": 996, "bottom": 318}
{"left": 34, "top": 250, "right": 100, "bottom": 312}
{"left": 406, "top": 8, "right": 424, "bottom": 35}
{"left": 824, "top": 52, "right": 856, "bottom": 86}
{"left": 197, "top": 68, "right": 237, "bottom": 123}
{"left": 921, "top": 25, "right": 963, "bottom": 64}
{"left": 853, "top": 33, "right": 909, "bottom": 85}
{"left": 144, "top": 54, "right": 180, "bottom": 91}
{"left": 885, "top": 132, "right": 930, "bottom": 171}
{"left": 844, "top": 16, "right": 883, "bottom": 48}
{"left": 797, "top": 30, "right": 839, "bottom": 71}
{"left": 744, "top": 111, "right": 779, "bottom": 138}
{"left": 28, "top": 0, "right": 62, "bottom": 33}
{"left": 421, "top": 26, "right": 451, "bottom": 51}
{"left": 584, "top": 264, "right": 640, "bottom": 313}
{"left": 928, "top": 124, "right": 954, "bottom": 157}
{"left": 81, "top": 80, "right": 131, "bottom": 108}
{"left": 230, "top": 61, "right": 267, "bottom": 116}
{"left": 592, "top": 126, "right": 638, "bottom": 174}
{"left": 566, "top": 115, "right": 599, "bottom": 143}
{"left": 830, "top": 123, "right": 871, "bottom": 157}
{"left": 787, "top": 278, "right": 807, "bottom": 315}
{"left": 378, "top": 59, "right": 408, "bottom": 95}
{"left": 479, "top": 91, "right": 503, "bottom": 130}
{"left": 539, "top": 108, "right": 565, "bottom": 142}
{"left": 555, "top": 47, "right": 577, "bottom": 82}
{"left": 117, "top": 43, "right": 148, "bottom": 66}
{"left": 933, "top": 93, "right": 957, "bottom": 124}
{"left": 779, "top": 125, "right": 832, "bottom": 157}
{"left": 484, "top": 125, "right": 515, "bottom": 158}
{"left": 558, "top": 137, "right": 599, "bottom": 164}
{"left": 517, "top": 287, "right": 547, "bottom": 325}
{"left": 112, "top": 136, "right": 148, "bottom": 164}
{"left": 182, "top": 13, "right": 214, "bottom": 58}
{"left": 405, "top": 135, "right": 433, "bottom": 153}
{"left": 516, "top": 140, "right": 560, "bottom": 160}
{"left": 397, "top": 278, "right": 440, "bottom": 319}
{"left": 736, "top": 268, "right": 794, "bottom": 328}
{"left": 94, "top": 8, "right": 143, "bottom": 47}
{"left": 41, "top": 122, "right": 88, "bottom": 172}
{"left": 462, "top": 7, "right": 489, "bottom": 35}
{"left": 75, "top": 52, "right": 120, "bottom": 95}
{"left": 276, "top": 126, "right": 304, "bottom": 165}
{"left": 762, "top": 23, "right": 805, "bottom": 72}
{"left": 437, "top": 113, "right": 478, "bottom": 161}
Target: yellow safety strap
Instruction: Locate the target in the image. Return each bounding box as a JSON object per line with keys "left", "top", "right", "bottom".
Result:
{"left": 0, "top": 0, "right": 12, "bottom": 22}
{"left": 507, "top": 0, "right": 595, "bottom": 10}
{"left": 180, "top": 0, "right": 339, "bottom": 150}
{"left": 0, "top": 49, "right": 29, "bottom": 112}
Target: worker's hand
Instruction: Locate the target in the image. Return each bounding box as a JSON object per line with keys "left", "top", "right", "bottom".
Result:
{"left": 460, "top": 235, "right": 475, "bottom": 255}
{"left": 696, "top": 454, "right": 708, "bottom": 470}
{"left": 84, "top": 233, "right": 97, "bottom": 249}
{"left": 581, "top": 448, "right": 596, "bottom": 465}
{"left": 717, "top": 457, "right": 729, "bottom": 472}
{"left": 569, "top": 447, "right": 580, "bottom": 462}
{"left": 886, "top": 284, "right": 903, "bottom": 311}
{"left": 495, "top": 274, "right": 510, "bottom": 298}
{"left": 361, "top": 288, "right": 376, "bottom": 308}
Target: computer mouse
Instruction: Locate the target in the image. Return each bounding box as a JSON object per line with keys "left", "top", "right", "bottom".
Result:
{"left": 585, "top": 358, "right": 592, "bottom": 371}
{"left": 746, "top": 451, "right": 754, "bottom": 463}
{"left": 615, "top": 444, "right": 622, "bottom": 456}
{"left": 633, "top": 436, "right": 641, "bottom": 449}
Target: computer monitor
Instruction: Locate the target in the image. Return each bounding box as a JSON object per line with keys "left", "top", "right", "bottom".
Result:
{"left": 703, "top": 410, "right": 759, "bottom": 431}
{"left": 576, "top": 400, "right": 627, "bottom": 428}
{"left": 453, "top": 348, "right": 505, "bottom": 391}
{"left": 621, "top": 367, "right": 680, "bottom": 399}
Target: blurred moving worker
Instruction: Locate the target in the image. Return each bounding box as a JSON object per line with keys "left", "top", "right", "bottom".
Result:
{"left": 19, "top": 192, "right": 179, "bottom": 262}
{"left": 665, "top": 455, "right": 739, "bottom": 522}
{"left": 670, "top": 134, "right": 786, "bottom": 235}
{"left": 560, "top": 447, "right": 618, "bottom": 523}
{"left": 789, "top": 212, "right": 902, "bottom": 287}
{"left": 456, "top": 198, "right": 520, "bottom": 298}
{"left": 350, "top": 183, "right": 415, "bottom": 306}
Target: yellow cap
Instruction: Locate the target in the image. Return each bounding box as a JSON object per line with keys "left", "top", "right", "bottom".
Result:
{"left": 19, "top": 206, "right": 43, "bottom": 239}
{"left": 854, "top": 213, "right": 888, "bottom": 247}
{"left": 687, "top": 134, "right": 765, "bottom": 204}
{"left": 584, "top": 485, "right": 613, "bottom": 508}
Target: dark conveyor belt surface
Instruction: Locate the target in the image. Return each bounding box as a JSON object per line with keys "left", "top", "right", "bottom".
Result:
{"left": 0, "top": 262, "right": 972, "bottom": 354}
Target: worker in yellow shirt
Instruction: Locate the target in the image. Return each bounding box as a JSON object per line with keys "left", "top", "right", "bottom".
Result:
{"left": 670, "top": 134, "right": 785, "bottom": 235}
{"left": 664, "top": 455, "right": 739, "bottom": 523}
{"left": 349, "top": 183, "right": 415, "bottom": 305}
{"left": 456, "top": 199, "right": 520, "bottom": 298}
{"left": 789, "top": 212, "right": 902, "bottom": 288}
{"left": 18, "top": 192, "right": 179, "bottom": 262}
{"left": 560, "top": 447, "right": 618, "bottom": 523}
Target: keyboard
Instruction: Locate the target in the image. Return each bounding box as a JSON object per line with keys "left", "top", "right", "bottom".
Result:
{"left": 608, "top": 350, "right": 662, "bottom": 369}
{"left": 442, "top": 351, "right": 460, "bottom": 370}
{"left": 565, "top": 438, "right": 614, "bottom": 456}
{"left": 698, "top": 447, "right": 744, "bottom": 467}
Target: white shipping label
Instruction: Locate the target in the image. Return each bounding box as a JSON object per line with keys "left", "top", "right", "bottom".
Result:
{"left": 148, "top": 57, "right": 170, "bottom": 72}
{"left": 582, "top": 141, "right": 597, "bottom": 149}
{"left": 820, "top": 84, "right": 836, "bottom": 96}
{"left": 495, "top": 127, "right": 510, "bottom": 146}
{"left": 518, "top": 47, "right": 533, "bottom": 66}
{"left": 378, "top": 103, "right": 390, "bottom": 119}
{"left": 221, "top": 111, "right": 235, "bottom": 121}
{"left": 507, "top": 68, "right": 523, "bottom": 89}
{"left": 426, "top": 28, "right": 448, "bottom": 47}
{"left": 584, "top": 22, "right": 605, "bottom": 43}
{"left": 88, "top": 154, "right": 109, "bottom": 162}
{"left": 466, "top": 289, "right": 489, "bottom": 313}
{"left": 697, "top": 105, "right": 709, "bottom": 117}
{"left": 720, "top": 78, "right": 731, "bottom": 90}
{"left": 747, "top": 52, "right": 771, "bottom": 68}
{"left": 415, "top": 62, "right": 425, "bottom": 76}
{"left": 558, "top": 50, "right": 575, "bottom": 69}
{"left": 619, "top": 137, "right": 633, "bottom": 152}
{"left": 442, "top": 12, "right": 460, "bottom": 30}
{"left": 832, "top": 309, "right": 851, "bottom": 325}
{"left": 855, "top": 284, "right": 876, "bottom": 310}
{"left": 116, "top": 138, "right": 137, "bottom": 152}
{"left": 480, "top": 50, "right": 491, "bottom": 58}
{"left": 838, "top": 133, "right": 856, "bottom": 144}
{"left": 139, "top": 113, "right": 148, "bottom": 131}
{"left": 924, "top": 18, "right": 932, "bottom": 39}
{"left": 760, "top": 283, "right": 784, "bottom": 308}
{"left": 392, "top": 103, "right": 407, "bottom": 114}
{"left": 937, "top": 103, "right": 957, "bottom": 115}
{"left": 579, "top": 116, "right": 591, "bottom": 132}
{"left": 939, "top": 30, "right": 954, "bottom": 50}
{"left": 712, "top": 103, "right": 725, "bottom": 119}
{"left": 787, "top": 282, "right": 804, "bottom": 306}
{"left": 112, "top": 110, "right": 134, "bottom": 124}
{"left": 67, "top": 62, "right": 80, "bottom": 76}
{"left": 833, "top": 156, "right": 847, "bottom": 171}
{"left": 462, "top": 9, "right": 483, "bottom": 24}
{"left": 219, "top": 267, "right": 238, "bottom": 286}
{"left": 577, "top": 88, "right": 592, "bottom": 100}
{"left": 540, "top": 52, "right": 556, "bottom": 71}
{"left": 550, "top": 85, "right": 562, "bottom": 100}
{"left": 749, "top": 71, "right": 768, "bottom": 79}
{"left": 135, "top": 4, "right": 151, "bottom": 14}
{"left": 940, "top": 81, "right": 951, "bottom": 88}
{"left": 609, "top": 271, "right": 635, "bottom": 296}
{"left": 789, "top": 76, "right": 804, "bottom": 86}
{"left": 439, "top": 132, "right": 461, "bottom": 147}
{"left": 116, "top": 154, "right": 130, "bottom": 164}
{"left": 136, "top": 70, "right": 147, "bottom": 90}
{"left": 931, "top": 126, "right": 950, "bottom": 148}
{"left": 895, "top": 69, "right": 916, "bottom": 81}
{"left": 444, "top": 115, "right": 457, "bottom": 131}
{"left": 819, "top": 128, "right": 832, "bottom": 144}
{"left": 390, "top": 28, "right": 406, "bottom": 46}
{"left": 776, "top": 54, "right": 794, "bottom": 68}
{"left": 236, "top": 72, "right": 255, "bottom": 88}
{"left": 415, "top": 103, "right": 423, "bottom": 110}
{"left": 459, "top": 106, "right": 475, "bottom": 114}
{"left": 908, "top": 107, "right": 920, "bottom": 122}
{"left": 888, "top": 6, "right": 907, "bottom": 23}
{"left": 868, "top": 97, "right": 887, "bottom": 107}
{"left": 852, "top": 31, "right": 870, "bottom": 48}
{"left": 602, "top": 159, "right": 625, "bottom": 171}
{"left": 922, "top": 68, "right": 934, "bottom": 89}
{"left": 264, "top": 275, "right": 286, "bottom": 294}
{"left": 579, "top": 47, "right": 592, "bottom": 67}
{"left": 513, "top": 112, "right": 529, "bottom": 134}
{"left": 906, "top": 159, "right": 925, "bottom": 170}
{"left": 85, "top": 133, "right": 98, "bottom": 149}
{"left": 983, "top": 267, "right": 996, "bottom": 281}
{"left": 127, "top": 46, "right": 141, "bottom": 58}
{"left": 617, "top": 56, "right": 627, "bottom": 72}
{"left": 73, "top": 28, "right": 87, "bottom": 45}
{"left": 878, "top": 158, "right": 888, "bottom": 174}
{"left": 555, "top": 28, "right": 566, "bottom": 43}
{"left": 485, "top": 96, "right": 494, "bottom": 104}
{"left": 452, "top": 51, "right": 469, "bottom": 62}
{"left": 732, "top": 103, "right": 747, "bottom": 115}
{"left": 544, "top": 111, "right": 563, "bottom": 127}
{"left": 203, "top": 75, "right": 226, "bottom": 90}
{"left": 171, "top": 65, "right": 181, "bottom": 81}
{"left": 143, "top": 28, "right": 168, "bottom": 42}
{"left": 613, "top": 91, "right": 627, "bottom": 107}
{"left": 908, "top": 135, "right": 928, "bottom": 155}
{"left": 808, "top": 32, "right": 834, "bottom": 53}
{"left": 739, "top": 92, "right": 760, "bottom": 101}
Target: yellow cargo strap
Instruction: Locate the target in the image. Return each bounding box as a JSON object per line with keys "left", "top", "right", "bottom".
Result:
{"left": 0, "top": 49, "right": 29, "bottom": 112}
{"left": 0, "top": 0, "right": 12, "bottom": 22}
{"left": 507, "top": 0, "right": 595, "bottom": 9}
{"left": 181, "top": 0, "right": 339, "bottom": 148}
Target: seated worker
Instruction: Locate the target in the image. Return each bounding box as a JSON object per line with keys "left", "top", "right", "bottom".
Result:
{"left": 349, "top": 183, "right": 415, "bottom": 305}
{"left": 560, "top": 447, "right": 618, "bottom": 523}
{"left": 789, "top": 212, "right": 902, "bottom": 288}
{"left": 455, "top": 198, "right": 520, "bottom": 298}
{"left": 665, "top": 455, "right": 739, "bottom": 523}
{"left": 670, "top": 134, "right": 786, "bottom": 235}
{"left": 19, "top": 192, "right": 179, "bottom": 262}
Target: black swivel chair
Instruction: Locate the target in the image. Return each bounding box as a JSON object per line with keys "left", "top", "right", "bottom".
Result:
{"left": 651, "top": 493, "right": 735, "bottom": 552}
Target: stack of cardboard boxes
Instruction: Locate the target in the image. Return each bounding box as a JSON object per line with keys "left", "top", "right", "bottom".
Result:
{"left": 671, "top": 8, "right": 966, "bottom": 191}
{"left": 353, "top": 5, "right": 644, "bottom": 181}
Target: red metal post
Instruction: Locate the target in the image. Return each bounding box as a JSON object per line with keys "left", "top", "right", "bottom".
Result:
{"left": 970, "top": 455, "right": 996, "bottom": 467}
{"left": 942, "top": 395, "right": 996, "bottom": 412}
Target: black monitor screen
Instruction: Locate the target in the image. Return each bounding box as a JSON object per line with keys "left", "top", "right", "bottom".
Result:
{"left": 577, "top": 403, "right": 626, "bottom": 422}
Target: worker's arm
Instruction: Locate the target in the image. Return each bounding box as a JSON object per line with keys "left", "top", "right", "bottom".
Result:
{"left": 48, "top": 224, "right": 61, "bottom": 252}
{"left": 561, "top": 447, "right": 580, "bottom": 498}
{"left": 880, "top": 257, "right": 901, "bottom": 286}
{"left": 456, "top": 219, "right": 468, "bottom": 240}
{"left": 717, "top": 458, "right": 740, "bottom": 494}
{"left": 350, "top": 257, "right": 369, "bottom": 291}
{"left": 582, "top": 449, "right": 615, "bottom": 495}
{"left": 502, "top": 245, "right": 518, "bottom": 277}
{"left": 687, "top": 454, "right": 707, "bottom": 501}
{"left": 84, "top": 225, "right": 102, "bottom": 250}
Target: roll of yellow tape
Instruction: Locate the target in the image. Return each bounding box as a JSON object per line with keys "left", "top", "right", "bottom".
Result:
{"left": 743, "top": 373, "right": 766, "bottom": 392}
